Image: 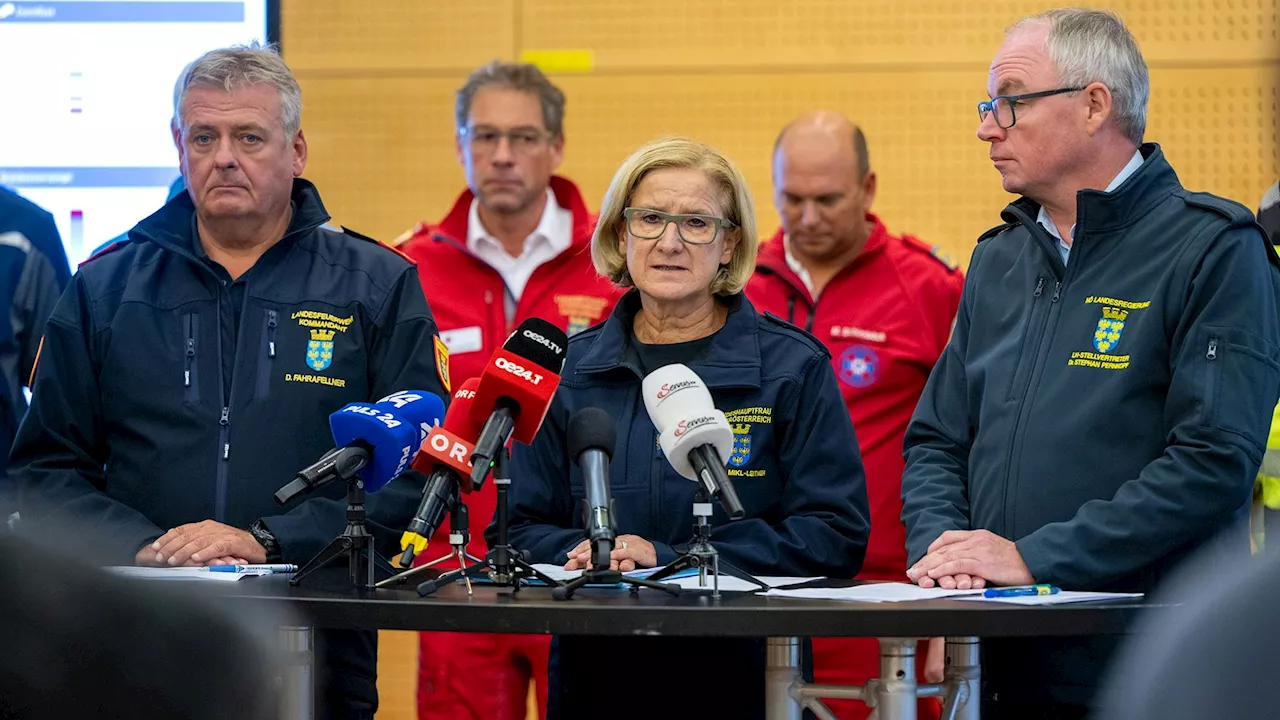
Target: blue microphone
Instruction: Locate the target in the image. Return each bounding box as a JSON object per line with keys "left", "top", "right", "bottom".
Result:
{"left": 275, "top": 390, "right": 446, "bottom": 504}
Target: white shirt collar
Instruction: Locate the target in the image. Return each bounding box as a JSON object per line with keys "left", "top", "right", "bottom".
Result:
{"left": 467, "top": 188, "right": 571, "bottom": 259}
{"left": 1038, "top": 149, "right": 1144, "bottom": 244}
{"left": 465, "top": 188, "right": 573, "bottom": 314}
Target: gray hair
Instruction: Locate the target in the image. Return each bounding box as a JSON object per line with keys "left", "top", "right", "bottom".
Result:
{"left": 1010, "top": 8, "right": 1149, "bottom": 145}
{"left": 175, "top": 42, "right": 302, "bottom": 136}
{"left": 455, "top": 60, "right": 566, "bottom": 136}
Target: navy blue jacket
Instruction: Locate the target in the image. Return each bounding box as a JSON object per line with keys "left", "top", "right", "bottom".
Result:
{"left": 903, "top": 144, "right": 1280, "bottom": 594}
{"left": 0, "top": 187, "right": 70, "bottom": 520}
{"left": 502, "top": 290, "right": 870, "bottom": 578}
{"left": 9, "top": 179, "right": 445, "bottom": 565}
{"left": 0, "top": 186, "right": 72, "bottom": 288}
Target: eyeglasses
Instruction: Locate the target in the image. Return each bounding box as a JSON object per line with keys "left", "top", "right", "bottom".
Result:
{"left": 622, "top": 207, "right": 735, "bottom": 246}
{"left": 977, "top": 87, "right": 1084, "bottom": 129}
{"left": 459, "top": 126, "right": 553, "bottom": 153}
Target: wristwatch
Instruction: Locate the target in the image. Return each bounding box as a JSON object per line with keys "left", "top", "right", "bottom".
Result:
{"left": 248, "top": 519, "right": 283, "bottom": 563}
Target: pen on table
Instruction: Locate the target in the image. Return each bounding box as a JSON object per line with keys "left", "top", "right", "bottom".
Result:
{"left": 200, "top": 564, "right": 298, "bottom": 574}
{"left": 983, "top": 584, "right": 1060, "bottom": 598}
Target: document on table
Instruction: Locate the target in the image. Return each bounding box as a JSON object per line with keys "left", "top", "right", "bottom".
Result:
{"left": 528, "top": 565, "right": 810, "bottom": 592}
{"left": 528, "top": 564, "right": 678, "bottom": 583}
{"left": 953, "top": 591, "right": 1144, "bottom": 605}
{"left": 765, "top": 583, "right": 984, "bottom": 603}
{"left": 105, "top": 567, "right": 271, "bottom": 583}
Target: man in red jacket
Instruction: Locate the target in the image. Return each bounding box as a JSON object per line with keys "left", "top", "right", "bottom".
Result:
{"left": 745, "top": 111, "right": 964, "bottom": 720}
{"left": 396, "top": 61, "right": 622, "bottom": 720}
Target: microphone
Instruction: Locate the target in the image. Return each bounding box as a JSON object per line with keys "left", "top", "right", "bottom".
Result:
{"left": 468, "top": 317, "right": 568, "bottom": 490}
{"left": 398, "top": 378, "right": 484, "bottom": 565}
{"left": 642, "top": 364, "right": 746, "bottom": 520}
{"left": 274, "top": 390, "right": 446, "bottom": 505}
{"left": 567, "top": 408, "right": 617, "bottom": 570}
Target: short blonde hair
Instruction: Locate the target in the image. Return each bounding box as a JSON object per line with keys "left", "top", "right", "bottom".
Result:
{"left": 591, "top": 137, "right": 758, "bottom": 296}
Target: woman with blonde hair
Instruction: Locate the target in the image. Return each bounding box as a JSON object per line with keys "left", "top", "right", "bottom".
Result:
{"left": 501, "top": 136, "right": 870, "bottom": 719}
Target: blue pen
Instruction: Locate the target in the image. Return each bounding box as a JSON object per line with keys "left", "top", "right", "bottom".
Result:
{"left": 984, "top": 584, "right": 1060, "bottom": 598}
{"left": 202, "top": 564, "right": 298, "bottom": 574}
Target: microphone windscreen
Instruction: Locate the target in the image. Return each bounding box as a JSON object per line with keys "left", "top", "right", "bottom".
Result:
{"left": 567, "top": 408, "right": 617, "bottom": 462}
{"left": 503, "top": 317, "right": 569, "bottom": 373}
{"left": 642, "top": 363, "right": 714, "bottom": 433}
{"left": 373, "top": 390, "right": 447, "bottom": 443}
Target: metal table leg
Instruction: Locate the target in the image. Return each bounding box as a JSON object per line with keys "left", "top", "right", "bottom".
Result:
{"left": 766, "top": 636, "right": 804, "bottom": 720}
{"left": 279, "top": 626, "right": 315, "bottom": 720}
{"left": 940, "top": 637, "right": 980, "bottom": 720}
{"left": 872, "top": 638, "right": 919, "bottom": 720}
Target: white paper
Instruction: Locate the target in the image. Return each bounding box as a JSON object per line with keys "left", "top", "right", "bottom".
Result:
{"left": 105, "top": 567, "right": 270, "bottom": 582}
{"left": 642, "top": 574, "right": 759, "bottom": 592}
{"left": 765, "top": 583, "right": 984, "bottom": 603}
{"left": 529, "top": 564, "right": 687, "bottom": 584}
{"left": 953, "top": 591, "right": 1143, "bottom": 605}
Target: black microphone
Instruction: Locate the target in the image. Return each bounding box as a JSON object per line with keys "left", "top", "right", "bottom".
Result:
{"left": 567, "top": 408, "right": 617, "bottom": 570}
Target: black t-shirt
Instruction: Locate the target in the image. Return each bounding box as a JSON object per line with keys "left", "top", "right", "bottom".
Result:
{"left": 628, "top": 332, "right": 716, "bottom": 376}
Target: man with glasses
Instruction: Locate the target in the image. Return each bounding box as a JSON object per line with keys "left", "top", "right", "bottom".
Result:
{"left": 901, "top": 9, "right": 1280, "bottom": 718}
{"left": 745, "top": 111, "right": 963, "bottom": 720}
{"left": 395, "top": 60, "right": 621, "bottom": 720}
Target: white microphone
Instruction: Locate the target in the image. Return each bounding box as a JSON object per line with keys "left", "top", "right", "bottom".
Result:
{"left": 642, "top": 364, "right": 746, "bottom": 519}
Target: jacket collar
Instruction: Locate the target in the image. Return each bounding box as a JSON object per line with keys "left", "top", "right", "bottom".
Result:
{"left": 437, "top": 175, "right": 595, "bottom": 249}
{"left": 129, "top": 178, "right": 331, "bottom": 261}
{"left": 756, "top": 213, "right": 890, "bottom": 294}
{"left": 574, "top": 289, "right": 762, "bottom": 390}
{"left": 1001, "top": 143, "right": 1181, "bottom": 237}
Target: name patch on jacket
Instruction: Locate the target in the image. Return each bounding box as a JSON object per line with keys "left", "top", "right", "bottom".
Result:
{"left": 830, "top": 325, "right": 886, "bottom": 343}
{"left": 1067, "top": 295, "right": 1151, "bottom": 371}
{"left": 724, "top": 406, "right": 772, "bottom": 477}
{"left": 555, "top": 294, "right": 610, "bottom": 336}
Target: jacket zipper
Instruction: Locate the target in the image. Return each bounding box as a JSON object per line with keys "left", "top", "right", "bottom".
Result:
{"left": 1000, "top": 276, "right": 1063, "bottom": 536}
{"left": 782, "top": 282, "right": 817, "bottom": 333}
{"left": 1004, "top": 278, "right": 1046, "bottom": 400}
{"left": 183, "top": 313, "right": 199, "bottom": 403}
{"left": 256, "top": 309, "right": 277, "bottom": 399}
{"left": 1204, "top": 337, "right": 1219, "bottom": 425}
{"left": 214, "top": 284, "right": 230, "bottom": 524}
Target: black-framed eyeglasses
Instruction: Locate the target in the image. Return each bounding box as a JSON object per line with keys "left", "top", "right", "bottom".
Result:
{"left": 459, "top": 126, "right": 553, "bottom": 153}
{"left": 977, "top": 87, "right": 1084, "bottom": 129}
{"left": 622, "top": 207, "right": 735, "bottom": 246}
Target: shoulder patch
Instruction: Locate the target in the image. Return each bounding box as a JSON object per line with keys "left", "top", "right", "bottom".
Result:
{"left": 341, "top": 225, "right": 416, "bottom": 265}
{"left": 79, "top": 239, "right": 131, "bottom": 267}
{"left": 761, "top": 311, "right": 829, "bottom": 358}
{"left": 1182, "top": 192, "right": 1256, "bottom": 226}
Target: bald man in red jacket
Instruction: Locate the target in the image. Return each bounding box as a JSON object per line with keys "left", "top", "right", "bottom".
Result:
{"left": 746, "top": 112, "right": 964, "bottom": 720}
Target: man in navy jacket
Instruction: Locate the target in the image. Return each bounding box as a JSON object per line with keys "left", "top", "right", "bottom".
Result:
{"left": 10, "top": 46, "right": 445, "bottom": 718}
{"left": 902, "top": 10, "right": 1280, "bottom": 718}
{"left": 0, "top": 188, "right": 69, "bottom": 524}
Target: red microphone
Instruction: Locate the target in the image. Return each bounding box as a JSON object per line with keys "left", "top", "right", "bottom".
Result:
{"left": 399, "top": 378, "right": 483, "bottom": 565}
{"left": 411, "top": 381, "right": 483, "bottom": 480}
{"left": 468, "top": 318, "right": 568, "bottom": 490}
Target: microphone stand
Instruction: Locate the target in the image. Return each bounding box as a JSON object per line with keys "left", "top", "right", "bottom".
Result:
{"left": 552, "top": 532, "right": 682, "bottom": 600}
{"left": 374, "top": 488, "right": 485, "bottom": 592}
{"left": 417, "top": 446, "right": 564, "bottom": 596}
{"left": 289, "top": 447, "right": 398, "bottom": 590}
{"left": 643, "top": 486, "right": 769, "bottom": 599}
